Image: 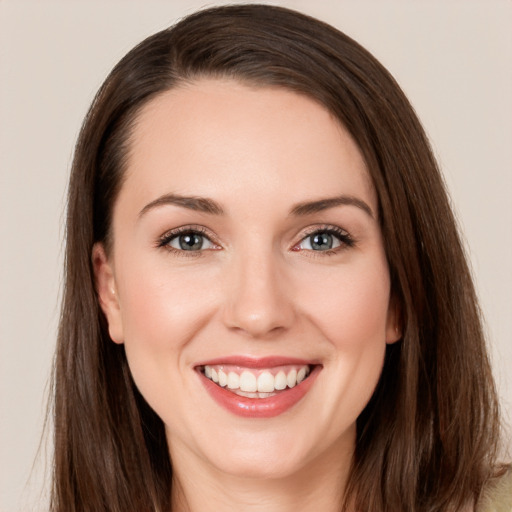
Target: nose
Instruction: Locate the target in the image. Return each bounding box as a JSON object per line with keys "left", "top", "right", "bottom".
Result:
{"left": 221, "top": 249, "right": 295, "bottom": 339}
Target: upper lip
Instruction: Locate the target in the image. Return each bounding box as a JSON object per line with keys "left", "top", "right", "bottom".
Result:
{"left": 195, "top": 355, "right": 320, "bottom": 369}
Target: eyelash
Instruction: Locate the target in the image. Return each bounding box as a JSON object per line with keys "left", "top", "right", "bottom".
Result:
{"left": 157, "top": 224, "right": 355, "bottom": 257}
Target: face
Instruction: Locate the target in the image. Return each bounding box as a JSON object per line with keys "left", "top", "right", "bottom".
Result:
{"left": 94, "top": 79, "right": 399, "bottom": 483}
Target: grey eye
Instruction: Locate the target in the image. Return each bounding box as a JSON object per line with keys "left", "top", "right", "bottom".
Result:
{"left": 311, "top": 233, "right": 335, "bottom": 250}
{"left": 299, "top": 231, "right": 342, "bottom": 251}
{"left": 169, "top": 232, "right": 215, "bottom": 251}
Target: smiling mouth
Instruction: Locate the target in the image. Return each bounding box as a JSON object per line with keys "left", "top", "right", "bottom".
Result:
{"left": 197, "top": 360, "right": 321, "bottom": 418}
{"left": 199, "top": 364, "right": 312, "bottom": 398}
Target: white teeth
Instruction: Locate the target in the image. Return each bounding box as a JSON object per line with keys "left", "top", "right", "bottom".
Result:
{"left": 257, "top": 371, "right": 274, "bottom": 392}
{"left": 274, "top": 371, "right": 287, "bottom": 390}
{"left": 218, "top": 369, "right": 227, "bottom": 387}
{"left": 236, "top": 390, "right": 275, "bottom": 399}
{"left": 227, "top": 371, "right": 239, "bottom": 389}
{"left": 287, "top": 369, "right": 297, "bottom": 388}
{"left": 239, "top": 371, "right": 257, "bottom": 392}
{"left": 203, "top": 364, "right": 312, "bottom": 395}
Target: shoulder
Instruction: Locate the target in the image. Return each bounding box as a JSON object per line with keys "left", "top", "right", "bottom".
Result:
{"left": 476, "top": 467, "right": 512, "bottom": 512}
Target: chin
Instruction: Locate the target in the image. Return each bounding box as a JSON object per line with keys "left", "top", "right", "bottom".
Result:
{"left": 200, "top": 427, "right": 319, "bottom": 480}
{"left": 214, "top": 451, "right": 308, "bottom": 480}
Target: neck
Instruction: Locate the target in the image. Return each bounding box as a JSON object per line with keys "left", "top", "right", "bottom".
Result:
{"left": 170, "top": 436, "right": 354, "bottom": 512}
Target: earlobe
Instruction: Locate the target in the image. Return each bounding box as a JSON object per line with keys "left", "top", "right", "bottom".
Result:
{"left": 385, "top": 296, "right": 402, "bottom": 345}
{"left": 92, "top": 243, "right": 124, "bottom": 344}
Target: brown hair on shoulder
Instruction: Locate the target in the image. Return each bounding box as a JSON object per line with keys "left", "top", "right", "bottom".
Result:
{"left": 52, "top": 5, "right": 502, "bottom": 511}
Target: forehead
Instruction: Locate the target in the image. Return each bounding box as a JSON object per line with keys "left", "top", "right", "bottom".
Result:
{"left": 121, "top": 78, "right": 376, "bottom": 214}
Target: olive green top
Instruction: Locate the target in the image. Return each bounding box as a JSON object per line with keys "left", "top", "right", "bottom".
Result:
{"left": 476, "top": 469, "right": 512, "bottom": 512}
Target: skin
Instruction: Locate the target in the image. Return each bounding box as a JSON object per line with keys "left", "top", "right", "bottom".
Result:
{"left": 94, "top": 79, "right": 400, "bottom": 512}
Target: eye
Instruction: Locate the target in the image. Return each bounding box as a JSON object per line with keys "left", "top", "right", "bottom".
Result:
{"left": 158, "top": 227, "right": 219, "bottom": 253}
{"left": 295, "top": 227, "right": 354, "bottom": 252}
{"left": 170, "top": 232, "right": 215, "bottom": 251}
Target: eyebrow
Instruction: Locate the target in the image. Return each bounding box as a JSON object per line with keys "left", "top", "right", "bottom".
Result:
{"left": 138, "top": 193, "right": 373, "bottom": 219}
{"left": 139, "top": 193, "right": 224, "bottom": 218}
{"left": 290, "top": 195, "right": 374, "bottom": 218}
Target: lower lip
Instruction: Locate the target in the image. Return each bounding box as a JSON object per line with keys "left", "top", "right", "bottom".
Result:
{"left": 198, "top": 366, "right": 321, "bottom": 418}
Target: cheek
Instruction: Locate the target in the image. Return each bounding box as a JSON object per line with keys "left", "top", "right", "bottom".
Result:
{"left": 297, "top": 256, "right": 391, "bottom": 349}
{"left": 118, "top": 255, "right": 217, "bottom": 343}
{"left": 297, "top": 257, "right": 391, "bottom": 429}
{"left": 114, "top": 256, "right": 218, "bottom": 396}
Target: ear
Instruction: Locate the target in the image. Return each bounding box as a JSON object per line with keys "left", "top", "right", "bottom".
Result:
{"left": 385, "top": 295, "right": 402, "bottom": 345}
{"left": 92, "top": 243, "right": 124, "bottom": 344}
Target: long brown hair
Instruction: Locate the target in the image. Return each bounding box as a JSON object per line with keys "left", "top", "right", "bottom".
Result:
{"left": 52, "top": 4, "right": 502, "bottom": 511}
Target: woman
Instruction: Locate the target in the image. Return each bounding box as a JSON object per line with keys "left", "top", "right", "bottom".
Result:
{"left": 52, "top": 4, "right": 509, "bottom": 511}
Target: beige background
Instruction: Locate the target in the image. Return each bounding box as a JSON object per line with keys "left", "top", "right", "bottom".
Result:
{"left": 1, "top": 1, "right": 511, "bottom": 510}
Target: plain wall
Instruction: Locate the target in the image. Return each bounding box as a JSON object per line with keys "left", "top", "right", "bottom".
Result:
{"left": 1, "top": 1, "right": 511, "bottom": 510}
